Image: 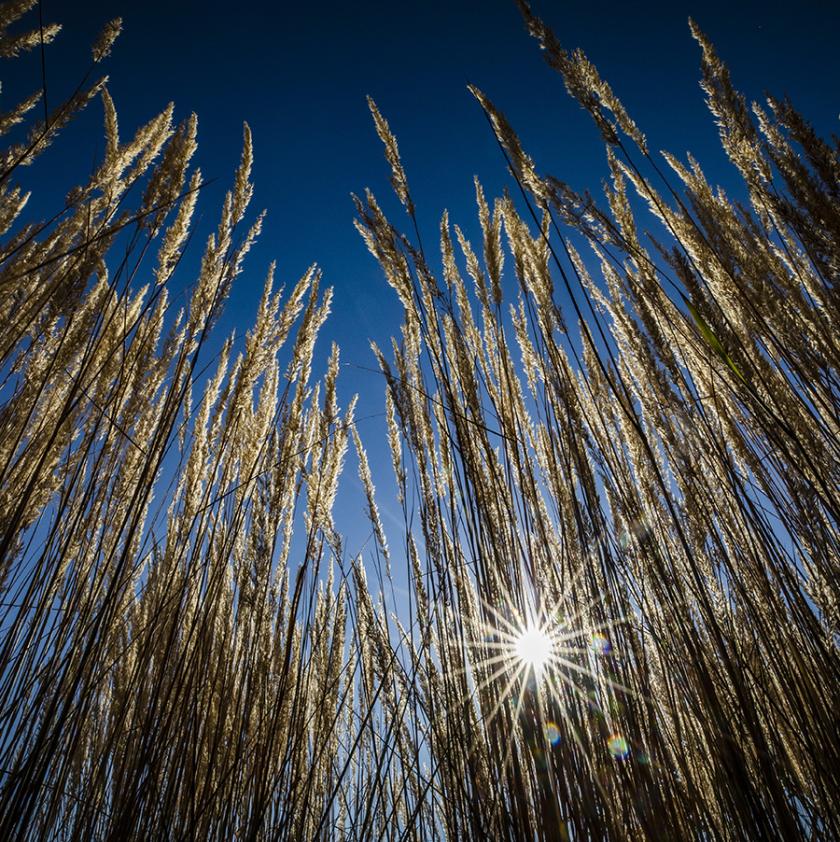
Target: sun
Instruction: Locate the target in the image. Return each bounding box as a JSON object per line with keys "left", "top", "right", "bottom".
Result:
{"left": 514, "top": 623, "right": 553, "bottom": 672}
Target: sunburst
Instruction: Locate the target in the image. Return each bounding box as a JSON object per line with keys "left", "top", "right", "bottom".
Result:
{"left": 436, "top": 571, "right": 655, "bottom": 827}
{"left": 458, "top": 583, "right": 648, "bottom": 766}
{"left": 513, "top": 621, "right": 553, "bottom": 673}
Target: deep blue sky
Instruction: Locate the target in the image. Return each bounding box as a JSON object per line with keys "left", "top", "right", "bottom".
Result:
{"left": 5, "top": 0, "right": 839, "bottom": 560}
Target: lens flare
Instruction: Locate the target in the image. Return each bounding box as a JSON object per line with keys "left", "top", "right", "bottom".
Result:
{"left": 607, "top": 734, "right": 630, "bottom": 759}
{"left": 590, "top": 632, "right": 611, "bottom": 655}
{"left": 544, "top": 721, "right": 561, "bottom": 746}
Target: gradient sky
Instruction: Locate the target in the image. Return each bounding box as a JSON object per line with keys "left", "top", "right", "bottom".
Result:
{"left": 5, "top": 0, "right": 839, "bottom": 561}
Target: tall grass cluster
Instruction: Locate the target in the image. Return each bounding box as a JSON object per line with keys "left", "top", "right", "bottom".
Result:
{"left": 0, "top": 1, "right": 837, "bottom": 838}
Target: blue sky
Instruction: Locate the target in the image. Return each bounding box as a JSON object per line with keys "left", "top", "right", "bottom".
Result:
{"left": 4, "top": 0, "right": 839, "bottom": 567}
